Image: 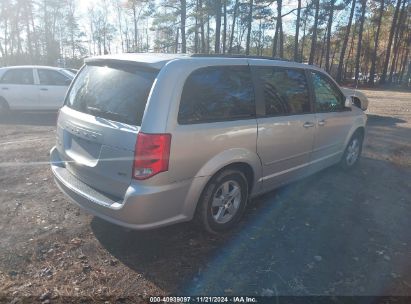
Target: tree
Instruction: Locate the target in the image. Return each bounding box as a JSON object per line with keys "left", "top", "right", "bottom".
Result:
{"left": 215, "top": 0, "right": 222, "bottom": 53}
{"left": 199, "top": 0, "right": 206, "bottom": 53}
{"left": 228, "top": 0, "right": 239, "bottom": 53}
{"left": 152, "top": 2, "right": 179, "bottom": 53}
{"left": 128, "top": 0, "right": 150, "bottom": 52}
{"left": 368, "top": 0, "right": 385, "bottom": 85}
{"left": 0, "top": 0, "right": 408, "bottom": 88}
{"left": 308, "top": 0, "right": 320, "bottom": 64}
{"left": 355, "top": 0, "right": 367, "bottom": 83}
{"left": 181, "top": 0, "right": 187, "bottom": 53}
{"left": 222, "top": 0, "right": 227, "bottom": 53}
{"left": 112, "top": 0, "right": 125, "bottom": 52}
{"left": 325, "top": 0, "right": 336, "bottom": 72}
{"left": 294, "top": 0, "right": 302, "bottom": 61}
{"left": 388, "top": 0, "right": 407, "bottom": 82}
{"left": 64, "top": 0, "right": 85, "bottom": 59}
{"left": 245, "top": 0, "right": 253, "bottom": 55}
{"left": 272, "top": 0, "right": 283, "bottom": 58}
{"left": 399, "top": 30, "right": 410, "bottom": 83}
{"left": 336, "top": 0, "right": 356, "bottom": 83}
{"left": 380, "top": 0, "right": 402, "bottom": 84}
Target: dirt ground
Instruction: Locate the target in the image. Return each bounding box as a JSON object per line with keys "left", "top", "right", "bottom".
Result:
{"left": 0, "top": 89, "right": 410, "bottom": 303}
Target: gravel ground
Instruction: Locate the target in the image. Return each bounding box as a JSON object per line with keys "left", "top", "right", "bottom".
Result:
{"left": 0, "top": 89, "right": 410, "bottom": 302}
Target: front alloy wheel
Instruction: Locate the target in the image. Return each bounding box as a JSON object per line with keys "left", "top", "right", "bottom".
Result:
{"left": 342, "top": 132, "right": 363, "bottom": 169}
{"left": 346, "top": 138, "right": 360, "bottom": 166}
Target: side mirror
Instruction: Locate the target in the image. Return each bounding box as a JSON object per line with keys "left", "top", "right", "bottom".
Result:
{"left": 344, "top": 97, "right": 352, "bottom": 108}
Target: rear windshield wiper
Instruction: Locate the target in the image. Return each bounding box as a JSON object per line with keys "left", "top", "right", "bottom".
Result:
{"left": 86, "top": 106, "right": 134, "bottom": 124}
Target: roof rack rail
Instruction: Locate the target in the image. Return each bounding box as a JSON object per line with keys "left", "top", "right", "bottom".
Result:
{"left": 190, "top": 54, "right": 292, "bottom": 62}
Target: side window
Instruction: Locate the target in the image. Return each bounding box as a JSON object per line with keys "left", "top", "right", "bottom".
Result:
{"left": 178, "top": 66, "right": 255, "bottom": 124}
{"left": 38, "top": 69, "right": 70, "bottom": 86}
{"left": 254, "top": 67, "right": 310, "bottom": 116}
{"left": 1, "top": 69, "right": 34, "bottom": 85}
{"left": 311, "top": 71, "right": 344, "bottom": 112}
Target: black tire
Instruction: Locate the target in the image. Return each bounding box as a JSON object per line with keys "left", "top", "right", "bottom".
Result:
{"left": 340, "top": 131, "right": 363, "bottom": 169}
{"left": 196, "top": 169, "right": 249, "bottom": 234}
{"left": 0, "top": 98, "right": 10, "bottom": 118}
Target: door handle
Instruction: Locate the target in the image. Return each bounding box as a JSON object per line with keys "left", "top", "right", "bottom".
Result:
{"left": 40, "top": 88, "right": 48, "bottom": 91}
{"left": 303, "top": 122, "right": 315, "bottom": 128}
{"left": 318, "top": 119, "right": 326, "bottom": 126}
{"left": 1, "top": 87, "right": 8, "bottom": 90}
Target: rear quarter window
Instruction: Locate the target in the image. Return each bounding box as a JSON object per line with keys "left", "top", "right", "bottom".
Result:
{"left": 178, "top": 66, "right": 255, "bottom": 124}
{"left": 1, "top": 69, "right": 34, "bottom": 85}
{"left": 66, "top": 63, "right": 158, "bottom": 125}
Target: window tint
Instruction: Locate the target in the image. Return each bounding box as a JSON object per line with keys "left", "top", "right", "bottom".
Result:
{"left": 1, "top": 69, "right": 34, "bottom": 85}
{"left": 66, "top": 64, "right": 158, "bottom": 125}
{"left": 178, "top": 66, "right": 255, "bottom": 124}
{"left": 38, "top": 69, "right": 70, "bottom": 86}
{"left": 311, "top": 71, "right": 344, "bottom": 112}
{"left": 254, "top": 67, "right": 310, "bottom": 116}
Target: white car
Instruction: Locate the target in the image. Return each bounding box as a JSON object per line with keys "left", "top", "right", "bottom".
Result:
{"left": 0, "top": 66, "right": 74, "bottom": 115}
{"left": 341, "top": 87, "right": 369, "bottom": 111}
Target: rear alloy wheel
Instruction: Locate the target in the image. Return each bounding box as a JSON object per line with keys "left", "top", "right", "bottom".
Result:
{"left": 196, "top": 169, "right": 248, "bottom": 234}
{"left": 341, "top": 132, "right": 363, "bottom": 169}
{"left": 211, "top": 180, "right": 242, "bottom": 224}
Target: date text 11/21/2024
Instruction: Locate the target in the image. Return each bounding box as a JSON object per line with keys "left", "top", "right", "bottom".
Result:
{"left": 149, "top": 296, "right": 258, "bottom": 303}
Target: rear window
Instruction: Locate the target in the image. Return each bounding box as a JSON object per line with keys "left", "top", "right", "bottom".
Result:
{"left": 66, "top": 63, "right": 158, "bottom": 125}
{"left": 178, "top": 66, "right": 255, "bottom": 124}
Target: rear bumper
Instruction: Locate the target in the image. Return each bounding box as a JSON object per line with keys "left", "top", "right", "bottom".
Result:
{"left": 50, "top": 146, "right": 205, "bottom": 230}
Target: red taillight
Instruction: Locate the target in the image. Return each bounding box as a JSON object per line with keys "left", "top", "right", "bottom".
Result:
{"left": 133, "top": 133, "right": 171, "bottom": 180}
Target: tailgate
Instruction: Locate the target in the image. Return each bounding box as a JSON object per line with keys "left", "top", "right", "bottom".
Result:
{"left": 56, "top": 107, "right": 138, "bottom": 198}
{"left": 56, "top": 62, "right": 158, "bottom": 198}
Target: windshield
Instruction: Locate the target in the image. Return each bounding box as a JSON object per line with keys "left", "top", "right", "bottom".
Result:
{"left": 66, "top": 64, "right": 158, "bottom": 125}
{"left": 60, "top": 69, "right": 75, "bottom": 78}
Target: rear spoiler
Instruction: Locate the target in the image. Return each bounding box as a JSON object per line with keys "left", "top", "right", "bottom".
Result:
{"left": 84, "top": 58, "right": 163, "bottom": 71}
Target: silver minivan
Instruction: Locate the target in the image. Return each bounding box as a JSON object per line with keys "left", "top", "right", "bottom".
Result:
{"left": 50, "top": 53, "right": 367, "bottom": 233}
